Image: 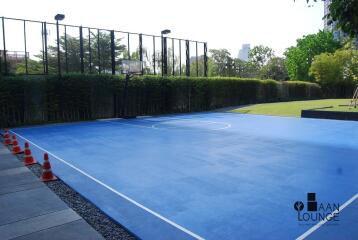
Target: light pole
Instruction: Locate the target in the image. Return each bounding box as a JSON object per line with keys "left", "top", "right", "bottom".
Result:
{"left": 161, "top": 29, "right": 171, "bottom": 76}
{"left": 55, "top": 14, "right": 65, "bottom": 76}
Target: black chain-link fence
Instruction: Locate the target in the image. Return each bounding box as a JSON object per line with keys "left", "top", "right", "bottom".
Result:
{"left": 0, "top": 16, "right": 208, "bottom": 77}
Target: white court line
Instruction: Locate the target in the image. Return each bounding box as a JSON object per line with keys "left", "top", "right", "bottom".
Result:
{"left": 144, "top": 116, "right": 232, "bottom": 130}
{"left": 296, "top": 193, "right": 358, "bottom": 240}
{"left": 99, "top": 119, "right": 155, "bottom": 129}
{"left": 100, "top": 118, "right": 231, "bottom": 131}
{"left": 10, "top": 130, "right": 205, "bottom": 240}
{"left": 151, "top": 120, "right": 231, "bottom": 131}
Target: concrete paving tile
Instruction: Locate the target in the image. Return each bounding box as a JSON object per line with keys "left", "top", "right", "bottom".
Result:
{"left": 0, "top": 167, "right": 29, "bottom": 177}
{"left": 0, "top": 155, "right": 23, "bottom": 170}
{"left": 0, "top": 181, "right": 44, "bottom": 196}
{"left": 0, "top": 187, "right": 68, "bottom": 225}
{"left": 0, "top": 171, "right": 39, "bottom": 190}
{"left": 0, "top": 209, "right": 82, "bottom": 240}
{"left": 12, "top": 219, "right": 104, "bottom": 240}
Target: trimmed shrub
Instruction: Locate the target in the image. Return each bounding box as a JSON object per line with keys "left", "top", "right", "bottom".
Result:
{"left": 0, "top": 74, "right": 321, "bottom": 127}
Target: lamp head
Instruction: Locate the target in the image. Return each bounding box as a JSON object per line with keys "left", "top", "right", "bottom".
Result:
{"left": 161, "top": 29, "right": 171, "bottom": 35}
{"left": 55, "top": 14, "right": 65, "bottom": 21}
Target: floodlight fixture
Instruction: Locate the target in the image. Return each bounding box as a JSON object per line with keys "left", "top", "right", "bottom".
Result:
{"left": 161, "top": 29, "right": 171, "bottom": 35}
{"left": 55, "top": 14, "right": 65, "bottom": 21}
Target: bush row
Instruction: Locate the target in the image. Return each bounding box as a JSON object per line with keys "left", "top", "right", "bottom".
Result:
{"left": 320, "top": 81, "right": 357, "bottom": 98}
{"left": 0, "top": 74, "right": 321, "bottom": 127}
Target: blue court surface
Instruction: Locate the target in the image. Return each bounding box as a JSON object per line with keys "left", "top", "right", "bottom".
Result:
{"left": 9, "top": 112, "right": 358, "bottom": 239}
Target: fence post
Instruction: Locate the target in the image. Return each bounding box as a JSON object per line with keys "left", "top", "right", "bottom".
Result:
{"left": 163, "top": 37, "right": 168, "bottom": 75}
{"left": 139, "top": 33, "right": 143, "bottom": 74}
{"left": 44, "top": 22, "right": 48, "bottom": 74}
{"left": 110, "top": 30, "right": 115, "bottom": 75}
{"left": 196, "top": 41, "right": 198, "bottom": 77}
{"left": 79, "top": 26, "right": 84, "bottom": 73}
{"left": 172, "top": 38, "right": 175, "bottom": 76}
{"left": 23, "top": 20, "right": 28, "bottom": 75}
{"left": 179, "top": 40, "right": 182, "bottom": 76}
{"left": 65, "top": 26, "right": 68, "bottom": 73}
{"left": 153, "top": 36, "right": 156, "bottom": 75}
{"left": 127, "top": 33, "right": 130, "bottom": 60}
{"left": 88, "top": 28, "right": 92, "bottom": 73}
{"left": 2, "top": 17, "right": 8, "bottom": 75}
{"left": 97, "top": 29, "right": 101, "bottom": 74}
{"left": 204, "top": 42, "right": 208, "bottom": 77}
{"left": 185, "top": 40, "right": 190, "bottom": 77}
{"left": 41, "top": 23, "right": 45, "bottom": 74}
{"left": 56, "top": 20, "right": 61, "bottom": 76}
{"left": 161, "top": 35, "right": 163, "bottom": 76}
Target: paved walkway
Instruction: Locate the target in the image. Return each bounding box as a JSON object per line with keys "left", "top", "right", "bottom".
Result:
{"left": 0, "top": 144, "right": 104, "bottom": 240}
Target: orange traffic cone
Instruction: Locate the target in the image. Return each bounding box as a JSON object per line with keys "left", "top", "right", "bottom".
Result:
{"left": 41, "top": 153, "right": 57, "bottom": 182}
{"left": 11, "top": 135, "right": 23, "bottom": 154}
{"left": 23, "top": 142, "right": 37, "bottom": 166}
{"left": 3, "top": 130, "right": 11, "bottom": 145}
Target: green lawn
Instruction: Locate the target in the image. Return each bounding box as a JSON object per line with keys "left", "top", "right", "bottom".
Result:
{"left": 232, "top": 99, "right": 356, "bottom": 117}
{"left": 323, "top": 105, "right": 358, "bottom": 112}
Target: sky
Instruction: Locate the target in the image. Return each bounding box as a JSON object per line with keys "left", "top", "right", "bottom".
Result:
{"left": 0, "top": 0, "right": 324, "bottom": 57}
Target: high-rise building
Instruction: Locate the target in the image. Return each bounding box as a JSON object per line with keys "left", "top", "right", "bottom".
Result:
{"left": 324, "top": 0, "right": 346, "bottom": 41}
{"left": 323, "top": 0, "right": 332, "bottom": 30}
{"left": 238, "top": 44, "right": 250, "bottom": 62}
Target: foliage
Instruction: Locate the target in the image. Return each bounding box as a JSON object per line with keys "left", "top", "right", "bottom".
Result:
{"left": 15, "top": 59, "right": 47, "bottom": 74}
{"left": 35, "top": 32, "right": 127, "bottom": 74}
{"left": 260, "top": 57, "right": 289, "bottom": 81}
{"left": 284, "top": 30, "right": 341, "bottom": 81}
{"left": 233, "top": 59, "right": 260, "bottom": 78}
{"left": 189, "top": 57, "right": 214, "bottom": 77}
{"left": 310, "top": 49, "right": 358, "bottom": 84}
{"left": 209, "top": 49, "right": 235, "bottom": 76}
{"left": 249, "top": 45, "right": 275, "bottom": 68}
{"left": 207, "top": 46, "right": 275, "bottom": 78}
{"left": 304, "top": 0, "right": 358, "bottom": 37}
{"left": 328, "top": 0, "right": 358, "bottom": 37}
{"left": 0, "top": 74, "right": 321, "bottom": 127}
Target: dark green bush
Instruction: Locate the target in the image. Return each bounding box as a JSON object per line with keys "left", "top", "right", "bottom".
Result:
{"left": 320, "top": 81, "right": 356, "bottom": 98}
{"left": 0, "top": 74, "right": 321, "bottom": 127}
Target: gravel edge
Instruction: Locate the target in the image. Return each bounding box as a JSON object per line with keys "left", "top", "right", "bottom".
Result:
{"left": 4, "top": 141, "right": 137, "bottom": 240}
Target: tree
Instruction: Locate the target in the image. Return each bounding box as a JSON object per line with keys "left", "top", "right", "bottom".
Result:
{"left": 209, "top": 49, "right": 235, "bottom": 76}
{"left": 328, "top": 0, "right": 358, "bottom": 37}
{"left": 260, "top": 57, "right": 289, "bottom": 81}
{"left": 37, "top": 32, "right": 126, "bottom": 73}
{"left": 309, "top": 48, "right": 358, "bottom": 85}
{"left": 284, "top": 30, "right": 341, "bottom": 81}
{"left": 249, "top": 45, "right": 275, "bottom": 68}
{"left": 303, "top": 0, "right": 358, "bottom": 37}
{"left": 16, "top": 59, "right": 46, "bottom": 74}
{"left": 233, "top": 59, "right": 260, "bottom": 78}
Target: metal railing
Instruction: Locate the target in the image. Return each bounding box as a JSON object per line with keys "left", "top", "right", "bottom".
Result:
{"left": 0, "top": 16, "right": 208, "bottom": 77}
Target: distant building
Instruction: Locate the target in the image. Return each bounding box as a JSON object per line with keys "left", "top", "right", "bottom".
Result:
{"left": 238, "top": 44, "right": 250, "bottom": 62}
{"left": 0, "top": 50, "right": 29, "bottom": 64}
{"left": 323, "top": 0, "right": 331, "bottom": 30}
{"left": 324, "top": 0, "right": 346, "bottom": 41}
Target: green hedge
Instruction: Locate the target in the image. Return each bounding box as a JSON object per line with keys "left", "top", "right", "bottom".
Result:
{"left": 0, "top": 74, "right": 321, "bottom": 127}
{"left": 319, "top": 81, "right": 357, "bottom": 98}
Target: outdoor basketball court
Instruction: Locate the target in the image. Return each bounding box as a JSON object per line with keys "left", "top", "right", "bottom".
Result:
{"left": 8, "top": 112, "right": 358, "bottom": 239}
